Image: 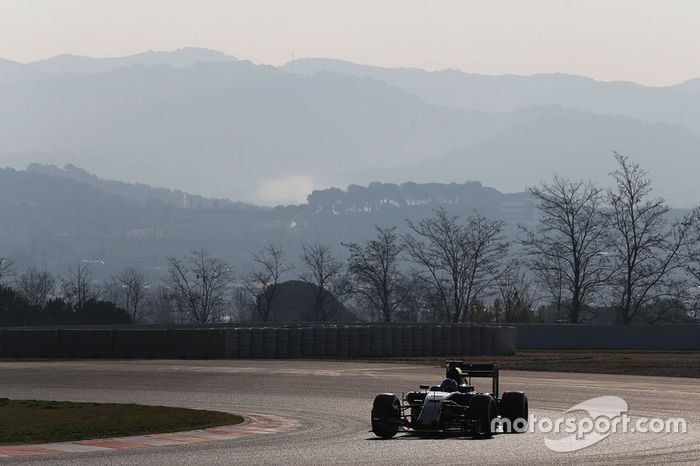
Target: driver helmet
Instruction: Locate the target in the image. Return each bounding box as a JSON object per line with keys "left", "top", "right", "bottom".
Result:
{"left": 439, "top": 378, "right": 458, "bottom": 392}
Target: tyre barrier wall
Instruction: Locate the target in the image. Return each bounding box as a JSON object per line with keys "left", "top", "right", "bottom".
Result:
{"left": 513, "top": 324, "right": 700, "bottom": 350}
{"left": 288, "top": 327, "right": 302, "bottom": 358}
{"left": 0, "top": 325, "right": 515, "bottom": 359}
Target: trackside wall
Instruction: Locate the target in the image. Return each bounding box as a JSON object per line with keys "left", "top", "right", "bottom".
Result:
{"left": 513, "top": 324, "right": 700, "bottom": 350}
{"left": 0, "top": 324, "right": 515, "bottom": 359}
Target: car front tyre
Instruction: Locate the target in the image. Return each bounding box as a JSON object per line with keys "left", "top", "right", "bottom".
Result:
{"left": 470, "top": 394, "right": 497, "bottom": 438}
{"left": 371, "top": 393, "right": 401, "bottom": 439}
{"left": 500, "top": 391, "right": 529, "bottom": 433}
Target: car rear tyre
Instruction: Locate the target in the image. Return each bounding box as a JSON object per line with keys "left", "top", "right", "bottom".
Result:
{"left": 500, "top": 392, "right": 529, "bottom": 433}
{"left": 470, "top": 394, "right": 496, "bottom": 438}
{"left": 372, "top": 393, "right": 401, "bottom": 439}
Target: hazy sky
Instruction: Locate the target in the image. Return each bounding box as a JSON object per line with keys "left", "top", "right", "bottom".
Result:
{"left": 2, "top": 0, "right": 699, "bottom": 86}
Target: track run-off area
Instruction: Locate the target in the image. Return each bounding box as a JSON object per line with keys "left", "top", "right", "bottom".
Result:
{"left": 0, "top": 360, "right": 698, "bottom": 465}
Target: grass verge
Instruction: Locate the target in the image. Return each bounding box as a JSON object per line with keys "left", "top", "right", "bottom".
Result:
{"left": 0, "top": 399, "right": 243, "bottom": 445}
{"left": 362, "top": 350, "right": 700, "bottom": 378}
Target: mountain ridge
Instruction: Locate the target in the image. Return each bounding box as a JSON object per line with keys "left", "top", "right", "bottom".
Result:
{"left": 28, "top": 47, "right": 237, "bottom": 75}
{"left": 1, "top": 48, "right": 698, "bottom": 206}
{"left": 26, "top": 163, "right": 257, "bottom": 210}
{"left": 283, "top": 57, "right": 700, "bottom": 131}
{"left": 0, "top": 59, "right": 508, "bottom": 203}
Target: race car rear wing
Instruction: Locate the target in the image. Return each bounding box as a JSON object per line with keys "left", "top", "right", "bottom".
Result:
{"left": 445, "top": 361, "right": 499, "bottom": 397}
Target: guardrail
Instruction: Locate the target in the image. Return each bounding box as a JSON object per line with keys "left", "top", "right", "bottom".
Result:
{"left": 0, "top": 324, "right": 516, "bottom": 359}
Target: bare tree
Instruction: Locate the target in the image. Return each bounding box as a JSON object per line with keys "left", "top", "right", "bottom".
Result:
{"left": 520, "top": 176, "right": 609, "bottom": 323}
{"left": 0, "top": 257, "right": 14, "bottom": 284}
{"left": 114, "top": 267, "right": 150, "bottom": 323}
{"left": 300, "top": 241, "right": 344, "bottom": 321}
{"left": 400, "top": 276, "right": 442, "bottom": 323}
{"left": 607, "top": 152, "right": 695, "bottom": 324}
{"left": 244, "top": 244, "right": 293, "bottom": 322}
{"left": 404, "top": 208, "right": 508, "bottom": 323}
{"left": 167, "top": 249, "right": 233, "bottom": 323}
{"left": 145, "top": 285, "right": 188, "bottom": 324}
{"left": 16, "top": 267, "right": 55, "bottom": 307}
{"left": 642, "top": 280, "right": 695, "bottom": 324}
{"left": 345, "top": 226, "right": 405, "bottom": 322}
{"left": 685, "top": 208, "right": 700, "bottom": 306}
{"left": 495, "top": 262, "right": 537, "bottom": 323}
{"left": 686, "top": 229, "right": 700, "bottom": 320}
{"left": 232, "top": 286, "right": 256, "bottom": 322}
{"left": 531, "top": 243, "right": 567, "bottom": 322}
{"left": 61, "top": 261, "right": 98, "bottom": 311}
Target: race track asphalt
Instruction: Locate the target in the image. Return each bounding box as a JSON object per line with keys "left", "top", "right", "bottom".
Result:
{"left": 0, "top": 360, "right": 698, "bottom": 465}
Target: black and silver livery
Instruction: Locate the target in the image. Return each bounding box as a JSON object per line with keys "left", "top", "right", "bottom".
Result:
{"left": 371, "top": 361, "right": 529, "bottom": 438}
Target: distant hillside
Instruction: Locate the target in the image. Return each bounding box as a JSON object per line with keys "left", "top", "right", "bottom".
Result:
{"left": 674, "top": 78, "right": 700, "bottom": 95}
{"left": 340, "top": 106, "right": 700, "bottom": 208}
{"left": 2, "top": 49, "right": 699, "bottom": 206}
{"left": 0, "top": 58, "right": 44, "bottom": 83}
{"left": 26, "top": 163, "right": 255, "bottom": 210}
{"left": 0, "top": 166, "right": 270, "bottom": 277}
{"left": 0, "top": 167, "right": 532, "bottom": 278}
{"left": 306, "top": 180, "right": 533, "bottom": 224}
{"left": 29, "top": 47, "right": 237, "bottom": 75}
{"left": 284, "top": 58, "right": 700, "bottom": 132}
{"left": 0, "top": 60, "right": 505, "bottom": 203}
{"left": 0, "top": 167, "right": 147, "bottom": 241}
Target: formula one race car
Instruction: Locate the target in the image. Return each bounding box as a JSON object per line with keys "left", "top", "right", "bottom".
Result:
{"left": 371, "top": 361, "right": 528, "bottom": 438}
